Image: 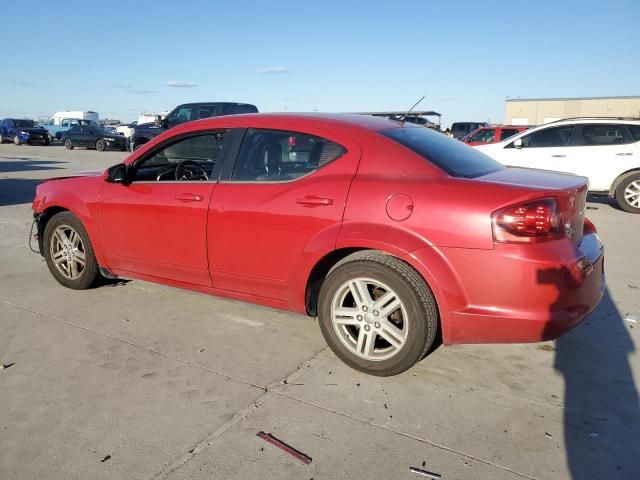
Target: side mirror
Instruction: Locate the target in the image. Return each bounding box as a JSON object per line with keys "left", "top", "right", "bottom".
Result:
{"left": 514, "top": 138, "right": 523, "bottom": 149}
{"left": 106, "top": 163, "right": 132, "bottom": 185}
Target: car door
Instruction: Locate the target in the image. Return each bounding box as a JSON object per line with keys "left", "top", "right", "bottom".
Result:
{"left": 208, "top": 127, "right": 361, "bottom": 301}
{"left": 566, "top": 123, "right": 638, "bottom": 191}
{"left": 489, "top": 124, "right": 576, "bottom": 172}
{"left": 97, "top": 130, "right": 232, "bottom": 285}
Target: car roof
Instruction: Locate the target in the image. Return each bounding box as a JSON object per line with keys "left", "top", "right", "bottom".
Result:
{"left": 179, "top": 112, "right": 411, "bottom": 134}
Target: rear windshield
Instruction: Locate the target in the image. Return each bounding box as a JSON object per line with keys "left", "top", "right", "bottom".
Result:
{"left": 224, "top": 104, "right": 258, "bottom": 115}
{"left": 382, "top": 127, "right": 504, "bottom": 178}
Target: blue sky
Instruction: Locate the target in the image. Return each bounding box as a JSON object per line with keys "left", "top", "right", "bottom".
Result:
{"left": 1, "top": 0, "right": 638, "bottom": 125}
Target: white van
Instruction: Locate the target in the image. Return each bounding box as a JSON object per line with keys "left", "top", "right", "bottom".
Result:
{"left": 49, "top": 111, "right": 100, "bottom": 126}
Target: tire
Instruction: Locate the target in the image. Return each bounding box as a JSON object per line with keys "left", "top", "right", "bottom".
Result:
{"left": 64, "top": 139, "right": 74, "bottom": 150}
{"left": 42, "top": 138, "right": 50, "bottom": 146}
{"left": 317, "top": 251, "right": 438, "bottom": 376}
{"left": 615, "top": 172, "right": 640, "bottom": 213}
{"left": 13, "top": 135, "right": 22, "bottom": 145}
{"left": 95, "top": 139, "right": 106, "bottom": 151}
{"left": 42, "top": 212, "right": 99, "bottom": 289}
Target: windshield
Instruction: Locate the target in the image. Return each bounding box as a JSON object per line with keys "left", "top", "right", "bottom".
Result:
{"left": 14, "top": 119, "right": 37, "bottom": 128}
{"left": 382, "top": 127, "right": 504, "bottom": 178}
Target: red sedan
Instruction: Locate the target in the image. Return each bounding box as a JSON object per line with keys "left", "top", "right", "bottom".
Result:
{"left": 32, "top": 113, "right": 604, "bottom": 376}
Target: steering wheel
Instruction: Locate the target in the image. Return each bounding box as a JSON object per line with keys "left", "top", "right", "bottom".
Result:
{"left": 174, "top": 159, "right": 209, "bottom": 181}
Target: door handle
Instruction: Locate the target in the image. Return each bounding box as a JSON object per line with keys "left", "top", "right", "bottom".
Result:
{"left": 175, "top": 193, "right": 203, "bottom": 201}
{"left": 616, "top": 152, "right": 633, "bottom": 156}
{"left": 551, "top": 154, "right": 566, "bottom": 158}
{"left": 295, "top": 196, "right": 333, "bottom": 206}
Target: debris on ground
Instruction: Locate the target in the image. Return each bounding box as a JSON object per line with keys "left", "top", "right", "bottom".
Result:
{"left": 0, "top": 363, "right": 15, "bottom": 370}
{"left": 624, "top": 314, "right": 638, "bottom": 323}
{"left": 586, "top": 206, "right": 598, "bottom": 210}
{"left": 628, "top": 284, "right": 638, "bottom": 290}
{"left": 100, "top": 455, "right": 111, "bottom": 463}
{"left": 537, "top": 344, "right": 555, "bottom": 352}
{"left": 545, "top": 432, "right": 552, "bottom": 438}
{"left": 256, "top": 431, "right": 312, "bottom": 465}
{"left": 409, "top": 466, "right": 441, "bottom": 478}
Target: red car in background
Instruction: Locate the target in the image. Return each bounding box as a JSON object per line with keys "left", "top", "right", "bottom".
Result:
{"left": 462, "top": 125, "right": 530, "bottom": 146}
{"left": 31, "top": 114, "right": 604, "bottom": 376}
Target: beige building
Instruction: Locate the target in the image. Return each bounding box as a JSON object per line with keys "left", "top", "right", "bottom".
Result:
{"left": 504, "top": 96, "right": 640, "bottom": 125}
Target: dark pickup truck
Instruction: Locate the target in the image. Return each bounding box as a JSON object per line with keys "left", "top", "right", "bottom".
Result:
{"left": 128, "top": 102, "right": 258, "bottom": 151}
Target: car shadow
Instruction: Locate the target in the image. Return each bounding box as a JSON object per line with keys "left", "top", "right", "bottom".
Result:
{"left": 586, "top": 194, "right": 620, "bottom": 212}
{"left": 0, "top": 178, "right": 43, "bottom": 206}
{"left": 541, "top": 270, "right": 639, "bottom": 477}
{"left": 0, "top": 157, "right": 67, "bottom": 173}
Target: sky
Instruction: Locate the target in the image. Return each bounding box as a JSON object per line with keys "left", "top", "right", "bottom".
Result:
{"left": 1, "top": 0, "right": 638, "bottom": 126}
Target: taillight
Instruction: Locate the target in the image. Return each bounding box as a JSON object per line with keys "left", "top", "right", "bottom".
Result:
{"left": 492, "top": 198, "right": 562, "bottom": 243}
{"left": 583, "top": 217, "right": 597, "bottom": 234}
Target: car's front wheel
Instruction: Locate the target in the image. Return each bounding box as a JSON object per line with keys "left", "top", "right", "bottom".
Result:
{"left": 13, "top": 135, "right": 22, "bottom": 145}
{"left": 615, "top": 172, "right": 640, "bottom": 213}
{"left": 43, "top": 212, "right": 99, "bottom": 289}
{"left": 64, "top": 139, "right": 73, "bottom": 149}
{"left": 95, "top": 139, "right": 106, "bottom": 151}
{"left": 318, "top": 251, "right": 438, "bottom": 376}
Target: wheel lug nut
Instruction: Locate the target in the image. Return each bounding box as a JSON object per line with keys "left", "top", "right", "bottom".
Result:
{"left": 374, "top": 322, "right": 380, "bottom": 328}
{"left": 362, "top": 306, "right": 368, "bottom": 312}
{"left": 373, "top": 310, "right": 379, "bottom": 316}
{"left": 356, "top": 315, "right": 363, "bottom": 321}
{"left": 364, "top": 325, "right": 371, "bottom": 331}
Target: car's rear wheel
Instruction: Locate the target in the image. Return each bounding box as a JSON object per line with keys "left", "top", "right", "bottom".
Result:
{"left": 13, "top": 135, "right": 22, "bottom": 145}
{"left": 318, "top": 251, "right": 438, "bottom": 376}
{"left": 43, "top": 212, "right": 99, "bottom": 289}
{"left": 615, "top": 173, "right": 640, "bottom": 213}
{"left": 64, "top": 139, "right": 73, "bottom": 149}
{"left": 95, "top": 139, "right": 106, "bottom": 151}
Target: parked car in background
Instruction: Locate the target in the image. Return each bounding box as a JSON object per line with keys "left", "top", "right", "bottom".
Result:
{"left": 45, "top": 117, "right": 101, "bottom": 141}
{"left": 128, "top": 102, "right": 258, "bottom": 151}
{"left": 451, "top": 121, "right": 489, "bottom": 139}
{"left": 0, "top": 118, "right": 50, "bottom": 145}
{"left": 116, "top": 121, "right": 137, "bottom": 138}
{"left": 475, "top": 118, "right": 640, "bottom": 213}
{"left": 61, "top": 124, "right": 127, "bottom": 151}
{"left": 32, "top": 113, "right": 603, "bottom": 376}
{"left": 462, "top": 125, "right": 530, "bottom": 146}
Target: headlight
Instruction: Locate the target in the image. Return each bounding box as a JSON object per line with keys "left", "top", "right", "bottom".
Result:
{"left": 20, "top": 131, "right": 29, "bottom": 135}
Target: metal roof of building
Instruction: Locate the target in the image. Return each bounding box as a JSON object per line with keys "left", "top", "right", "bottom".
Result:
{"left": 505, "top": 96, "right": 640, "bottom": 102}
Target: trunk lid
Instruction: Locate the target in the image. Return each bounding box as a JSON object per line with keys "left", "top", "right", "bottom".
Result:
{"left": 480, "top": 167, "right": 588, "bottom": 244}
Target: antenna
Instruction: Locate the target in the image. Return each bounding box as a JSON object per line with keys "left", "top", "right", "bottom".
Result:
{"left": 401, "top": 95, "right": 425, "bottom": 122}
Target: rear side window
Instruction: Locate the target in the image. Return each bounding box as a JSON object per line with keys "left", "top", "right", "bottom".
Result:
{"left": 231, "top": 129, "right": 345, "bottom": 182}
{"left": 224, "top": 104, "right": 259, "bottom": 115}
{"left": 575, "top": 124, "right": 631, "bottom": 146}
{"left": 196, "top": 105, "right": 218, "bottom": 119}
{"left": 382, "top": 127, "right": 503, "bottom": 178}
{"left": 500, "top": 129, "right": 520, "bottom": 141}
{"left": 628, "top": 125, "right": 640, "bottom": 142}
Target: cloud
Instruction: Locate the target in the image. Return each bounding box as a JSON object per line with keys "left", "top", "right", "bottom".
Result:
{"left": 111, "top": 83, "right": 134, "bottom": 89}
{"left": 130, "top": 90, "right": 157, "bottom": 95}
{"left": 256, "top": 66, "right": 289, "bottom": 74}
{"left": 164, "top": 81, "right": 197, "bottom": 88}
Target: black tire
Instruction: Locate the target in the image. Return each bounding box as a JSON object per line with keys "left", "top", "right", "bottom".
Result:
{"left": 615, "top": 172, "right": 640, "bottom": 214}
{"left": 95, "top": 139, "right": 106, "bottom": 151}
{"left": 64, "top": 139, "right": 74, "bottom": 150}
{"left": 317, "top": 251, "right": 438, "bottom": 376}
{"left": 42, "top": 138, "right": 51, "bottom": 146}
{"left": 43, "top": 212, "right": 100, "bottom": 289}
{"left": 13, "top": 135, "right": 22, "bottom": 145}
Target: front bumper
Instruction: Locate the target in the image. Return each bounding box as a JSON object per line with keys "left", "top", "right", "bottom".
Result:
{"left": 413, "top": 232, "right": 605, "bottom": 344}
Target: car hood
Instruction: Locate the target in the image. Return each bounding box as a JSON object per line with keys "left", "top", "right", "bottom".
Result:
{"left": 41, "top": 169, "right": 105, "bottom": 183}
{"left": 102, "top": 133, "right": 125, "bottom": 140}
{"left": 18, "top": 126, "right": 47, "bottom": 133}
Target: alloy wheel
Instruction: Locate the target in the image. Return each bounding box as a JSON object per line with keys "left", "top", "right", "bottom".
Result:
{"left": 624, "top": 180, "right": 640, "bottom": 208}
{"left": 331, "top": 277, "right": 408, "bottom": 361}
{"left": 49, "top": 224, "right": 87, "bottom": 280}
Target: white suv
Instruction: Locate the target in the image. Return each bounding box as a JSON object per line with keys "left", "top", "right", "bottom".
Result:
{"left": 475, "top": 118, "right": 640, "bottom": 213}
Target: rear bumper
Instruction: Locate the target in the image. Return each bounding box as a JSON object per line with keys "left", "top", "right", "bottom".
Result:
{"left": 413, "top": 232, "right": 605, "bottom": 344}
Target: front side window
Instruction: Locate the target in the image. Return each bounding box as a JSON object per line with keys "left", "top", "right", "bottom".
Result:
{"left": 383, "top": 126, "right": 503, "bottom": 178}
{"left": 574, "top": 124, "right": 631, "bottom": 146}
{"left": 518, "top": 126, "right": 575, "bottom": 148}
{"left": 231, "top": 129, "right": 345, "bottom": 182}
{"left": 468, "top": 128, "right": 496, "bottom": 143}
{"left": 166, "top": 107, "right": 193, "bottom": 127}
{"left": 135, "top": 132, "right": 228, "bottom": 181}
